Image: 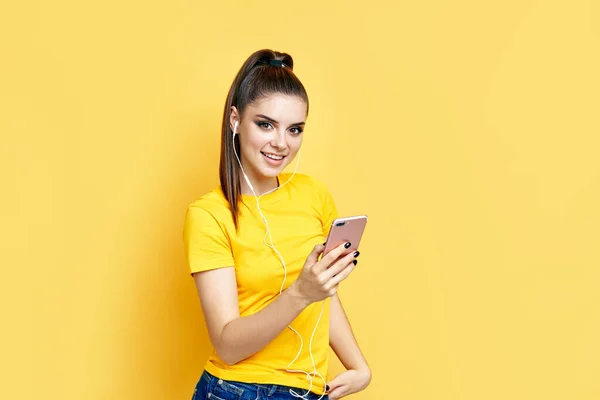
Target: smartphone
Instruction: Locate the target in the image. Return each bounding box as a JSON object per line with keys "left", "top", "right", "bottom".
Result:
{"left": 323, "top": 215, "right": 368, "bottom": 257}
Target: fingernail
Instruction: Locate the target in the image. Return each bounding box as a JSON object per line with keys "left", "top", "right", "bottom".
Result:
{"left": 353, "top": 259, "right": 358, "bottom": 265}
{"left": 344, "top": 242, "right": 351, "bottom": 248}
{"left": 326, "top": 385, "right": 330, "bottom": 392}
{"left": 353, "top": 251, "right": 360, "bottom": 257}
{"left": 322, "top": 242, "right": 326, "bottom": 246}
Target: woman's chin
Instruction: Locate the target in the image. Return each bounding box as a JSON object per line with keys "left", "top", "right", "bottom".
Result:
{"left": 260, "top": 167, "right": 284, "bottom": 178}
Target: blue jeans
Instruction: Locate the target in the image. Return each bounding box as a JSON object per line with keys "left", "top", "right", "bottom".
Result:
{"left": 192, "top": 370, "right": 329, "bottom": 400}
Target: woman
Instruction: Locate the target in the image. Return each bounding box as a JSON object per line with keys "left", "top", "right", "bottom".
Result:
{"left": 183, "top": 49, "right": 371, "bottom": 400}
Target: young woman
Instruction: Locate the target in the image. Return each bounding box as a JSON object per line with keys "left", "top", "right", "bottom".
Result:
{"left": 183, "top": 49, "right": 371, "bottom": 400}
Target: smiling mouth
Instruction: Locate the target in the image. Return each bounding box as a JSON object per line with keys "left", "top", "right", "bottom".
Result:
{"left": 261, "top": 152, "right": 286, "bottom": 160}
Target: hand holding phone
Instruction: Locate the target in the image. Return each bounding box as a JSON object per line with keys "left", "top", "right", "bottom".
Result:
{"left": 290, "top": 216, "right": 367, "bottom": 305}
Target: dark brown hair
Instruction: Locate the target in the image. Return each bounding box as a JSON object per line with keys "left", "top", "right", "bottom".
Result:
{"left": 219, "top": 49, "right": 309, "bottom": 229}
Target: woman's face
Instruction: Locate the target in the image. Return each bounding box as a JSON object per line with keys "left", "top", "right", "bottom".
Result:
{"left": 232, "top": 93, "right": 307, "bottom": 186}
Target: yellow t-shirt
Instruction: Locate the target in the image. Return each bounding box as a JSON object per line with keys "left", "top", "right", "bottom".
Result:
{"left": 183, "top": 173, "right": 338, "bottom": 394}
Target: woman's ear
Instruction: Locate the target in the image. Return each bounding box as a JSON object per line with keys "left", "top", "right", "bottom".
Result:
{"left": 230, "top": 106, "right": 240, "bottom": 133}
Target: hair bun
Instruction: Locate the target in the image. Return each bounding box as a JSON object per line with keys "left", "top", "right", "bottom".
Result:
{"left": 256, "top": 58, "right": 289, "bottom": 68}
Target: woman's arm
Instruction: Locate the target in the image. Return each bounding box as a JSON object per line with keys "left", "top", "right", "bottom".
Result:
{"left": 194, "top": 266, "right": 308, "bottom": 365}
{"left": 193, "top": 243, "right": 357, "bottom": 366}
{"left": 327, "top": 293, "right": 371, "bottom": 399}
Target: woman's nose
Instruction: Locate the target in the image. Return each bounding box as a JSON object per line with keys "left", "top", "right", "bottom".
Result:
{"left": 270, "top": 129, "right": 287, "bottom": 149}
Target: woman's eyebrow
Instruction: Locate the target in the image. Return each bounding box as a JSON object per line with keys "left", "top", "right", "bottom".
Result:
{"left": 256, "top": 114, "right": 305, "bottom": 127}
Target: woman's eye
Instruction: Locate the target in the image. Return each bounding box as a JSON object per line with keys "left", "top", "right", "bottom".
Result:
{"left": 257, "top": 121, "right": 272, "bottom": 129}
{"left": 289, "top": 127, "right": 303, "bottom": 135}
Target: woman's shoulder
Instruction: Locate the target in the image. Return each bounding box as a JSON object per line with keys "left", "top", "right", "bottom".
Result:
{"left": 187, "top": 185, "right": 230, "bottom": 215}
{"left": 184, "top": 186, "right": 233, "bottom": 235}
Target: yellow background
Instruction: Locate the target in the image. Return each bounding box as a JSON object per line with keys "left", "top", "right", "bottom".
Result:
{"left": 1, "top": 1, "right": 599, "bottom": 399}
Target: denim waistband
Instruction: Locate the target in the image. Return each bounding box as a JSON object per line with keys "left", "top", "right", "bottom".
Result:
{"left": 202, "top": 370, "right": 328, "bottom": 399}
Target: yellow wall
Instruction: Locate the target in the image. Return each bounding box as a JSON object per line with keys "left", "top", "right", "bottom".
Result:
{"left": 2, "top": 1, "right": 599, "bottom": 399}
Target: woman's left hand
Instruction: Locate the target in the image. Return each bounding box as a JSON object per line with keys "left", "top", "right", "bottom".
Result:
{"left": 326, "top": 368, "right": 372, "bottom": 399}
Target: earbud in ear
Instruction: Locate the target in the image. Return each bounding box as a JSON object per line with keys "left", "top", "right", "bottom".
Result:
{"left": 233, "top": 121, "right": 238, "bottom": 135}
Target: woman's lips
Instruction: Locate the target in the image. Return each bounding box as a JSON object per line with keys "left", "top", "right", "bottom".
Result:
{"left": 261, "top": 151, "right": 286, "bottom": 166}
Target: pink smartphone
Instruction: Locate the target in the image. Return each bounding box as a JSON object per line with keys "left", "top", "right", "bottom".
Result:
{"left": 323, "top": 215, "right": 368, "bottom": 257}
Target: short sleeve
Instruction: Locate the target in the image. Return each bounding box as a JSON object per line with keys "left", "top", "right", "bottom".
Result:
{"left": 311, "top": 177, "right": 338, "bottom": 236}
{"left": 183, "top": 204, "right": 235, "bottom": 274}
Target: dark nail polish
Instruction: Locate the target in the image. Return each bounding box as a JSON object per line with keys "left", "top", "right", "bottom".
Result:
{"left": 322, "top": 242, "right": 326, "bottom": 246}
{"left": 326, "top": 385, "right": 330, "bottom": 392}
{"left": 344, "top": 242, "right": 351, "bottom": 248}
{"left": 353, "top": 259, "right": 358, "bottom": 265}
{"left": 353, "top": 251, "right": 360, "bottom": 257}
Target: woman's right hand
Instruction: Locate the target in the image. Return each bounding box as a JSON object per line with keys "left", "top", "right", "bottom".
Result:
{"left": 290, "top": 242, "right": 359, "bottom": 306}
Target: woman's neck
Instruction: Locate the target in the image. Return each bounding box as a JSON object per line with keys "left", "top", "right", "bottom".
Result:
{"left": 240, "top": 174, "right": 279, "bottom": 196}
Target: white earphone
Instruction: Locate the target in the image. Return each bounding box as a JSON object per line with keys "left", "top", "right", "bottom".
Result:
{"left": 232, "top": 120, "right": 326, "bottom": 399}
